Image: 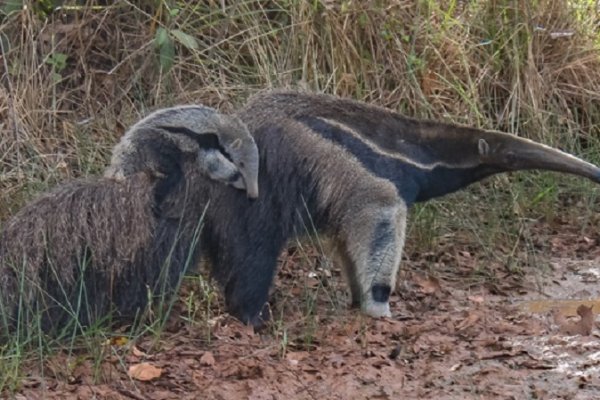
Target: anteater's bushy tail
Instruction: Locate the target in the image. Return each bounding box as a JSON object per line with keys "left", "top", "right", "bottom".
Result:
{"left": 0, "top": 173, "right": 162, "bottom": 335}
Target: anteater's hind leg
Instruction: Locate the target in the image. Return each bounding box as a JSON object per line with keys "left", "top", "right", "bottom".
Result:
{"left": 333, "top": 180, "right": 407, "bottom": 318}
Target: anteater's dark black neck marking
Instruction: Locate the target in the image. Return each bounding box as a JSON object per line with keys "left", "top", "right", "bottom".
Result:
{"left": 256, "top": 91, "right": 600, "bottom": 196}
{"left": 296, "top": 115, "right": 501, "bottom": 204}
{"left": 156, "top": 125, "right": 233, "bottom": 162}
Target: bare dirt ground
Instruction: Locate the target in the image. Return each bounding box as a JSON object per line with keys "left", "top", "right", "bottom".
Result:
{"left": 10, "top": 221, "right": 600, "bottom": 400}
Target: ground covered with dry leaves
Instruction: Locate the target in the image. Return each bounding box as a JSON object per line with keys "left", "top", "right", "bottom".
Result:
{"left": 10, "top": 220, "right": 600, "bottom": 400}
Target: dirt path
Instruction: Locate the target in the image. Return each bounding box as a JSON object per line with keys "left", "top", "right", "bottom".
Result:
{"left": 11, "top": 235, "right": 600, "bottom": 400}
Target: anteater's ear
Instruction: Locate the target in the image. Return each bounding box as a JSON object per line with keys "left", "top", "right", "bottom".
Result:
{"left": 478, "top": 138, "right": 490, "bottom": 156}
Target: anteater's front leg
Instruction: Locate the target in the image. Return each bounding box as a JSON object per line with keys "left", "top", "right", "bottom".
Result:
{"left": 333, "top": 177, "right": 407, "bottom": 318}
{"left": 207, "top": 224, "right": 286, "bottom": 328}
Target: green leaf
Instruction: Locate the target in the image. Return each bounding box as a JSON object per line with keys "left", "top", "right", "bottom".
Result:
{"left": 155, "top": 27, "right": 175, "bottom": 73}
{"left": 51, "top": 72, "right": 62, "bottom": 83}
{"left": 53, "top": 52, "right": 67, "bottom": 66}
{"left": 171, "top": 29, "right": 199, "bottom": 50}
{"left": 159, "top": 37, "right": 175, "bottom": 73}
{"left": 155, "top": 27, "right": 169, "bottom": 47}
{"left": 46, "top": 52, "right": 68, "bottom": 72}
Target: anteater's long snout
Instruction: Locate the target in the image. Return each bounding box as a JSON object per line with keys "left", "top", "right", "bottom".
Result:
{"left": 501, "top": 137, "right": 600, "bottom": 184}
{"left": 242, "top": 168, "right": 259, "bottom": 199}
{"left": 246, "top": 180, "right": 259, "bottom": 199}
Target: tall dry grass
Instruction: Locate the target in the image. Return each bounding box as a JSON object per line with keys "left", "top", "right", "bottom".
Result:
{"left": 1, "top": 1, "right": 599, "bottom": 219}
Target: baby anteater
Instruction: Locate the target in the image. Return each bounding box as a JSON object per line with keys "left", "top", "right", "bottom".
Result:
{"left": 0, "top": 105, "right": 258, "bottom": 335}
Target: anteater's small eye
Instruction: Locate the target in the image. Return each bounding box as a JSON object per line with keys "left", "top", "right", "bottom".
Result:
{"left": 239, "top": 162, "right": 245, "bottom": 168}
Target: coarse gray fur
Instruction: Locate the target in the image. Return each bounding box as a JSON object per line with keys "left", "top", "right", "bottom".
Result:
{"left": 0, "top": 107, "right": 260, "bottom": 336}
{"left": 105, "top": 105, "right": 260, "bottom": 198}
{"left": 198, "top": 90, "right": 600, "bottom": 327}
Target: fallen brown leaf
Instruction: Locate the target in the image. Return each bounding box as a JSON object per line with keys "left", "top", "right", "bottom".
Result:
{"left": 468, "top": 295, "right": 485, "bottom": 304}
{"left": 132, "top": 346, "right": 147, "bottom": 358}
{"left": 286, "top": 351, "right": 309, "bottom": 366}
{"left": 577, "top": 304, "right": 595, "bottom": 334}
{"left": 413, "top": 274, "right": 442, "bottom": 295}
{"left": 200, "top": 351, "right": 216, "bottom": 367}
{"left": 128, "top": 362, "right": 163, "bottom": 381}
{"left": 147, "top": 390, "right": 176, "bottom": 400}
{"left": 456, "top": 311, "right": 480, "bottom": 331}
{"left": 220, "top": 359, "right": 264, "bottom": 380}
{"left": 552, "top": 304, "right": 594, "bottom": 336}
